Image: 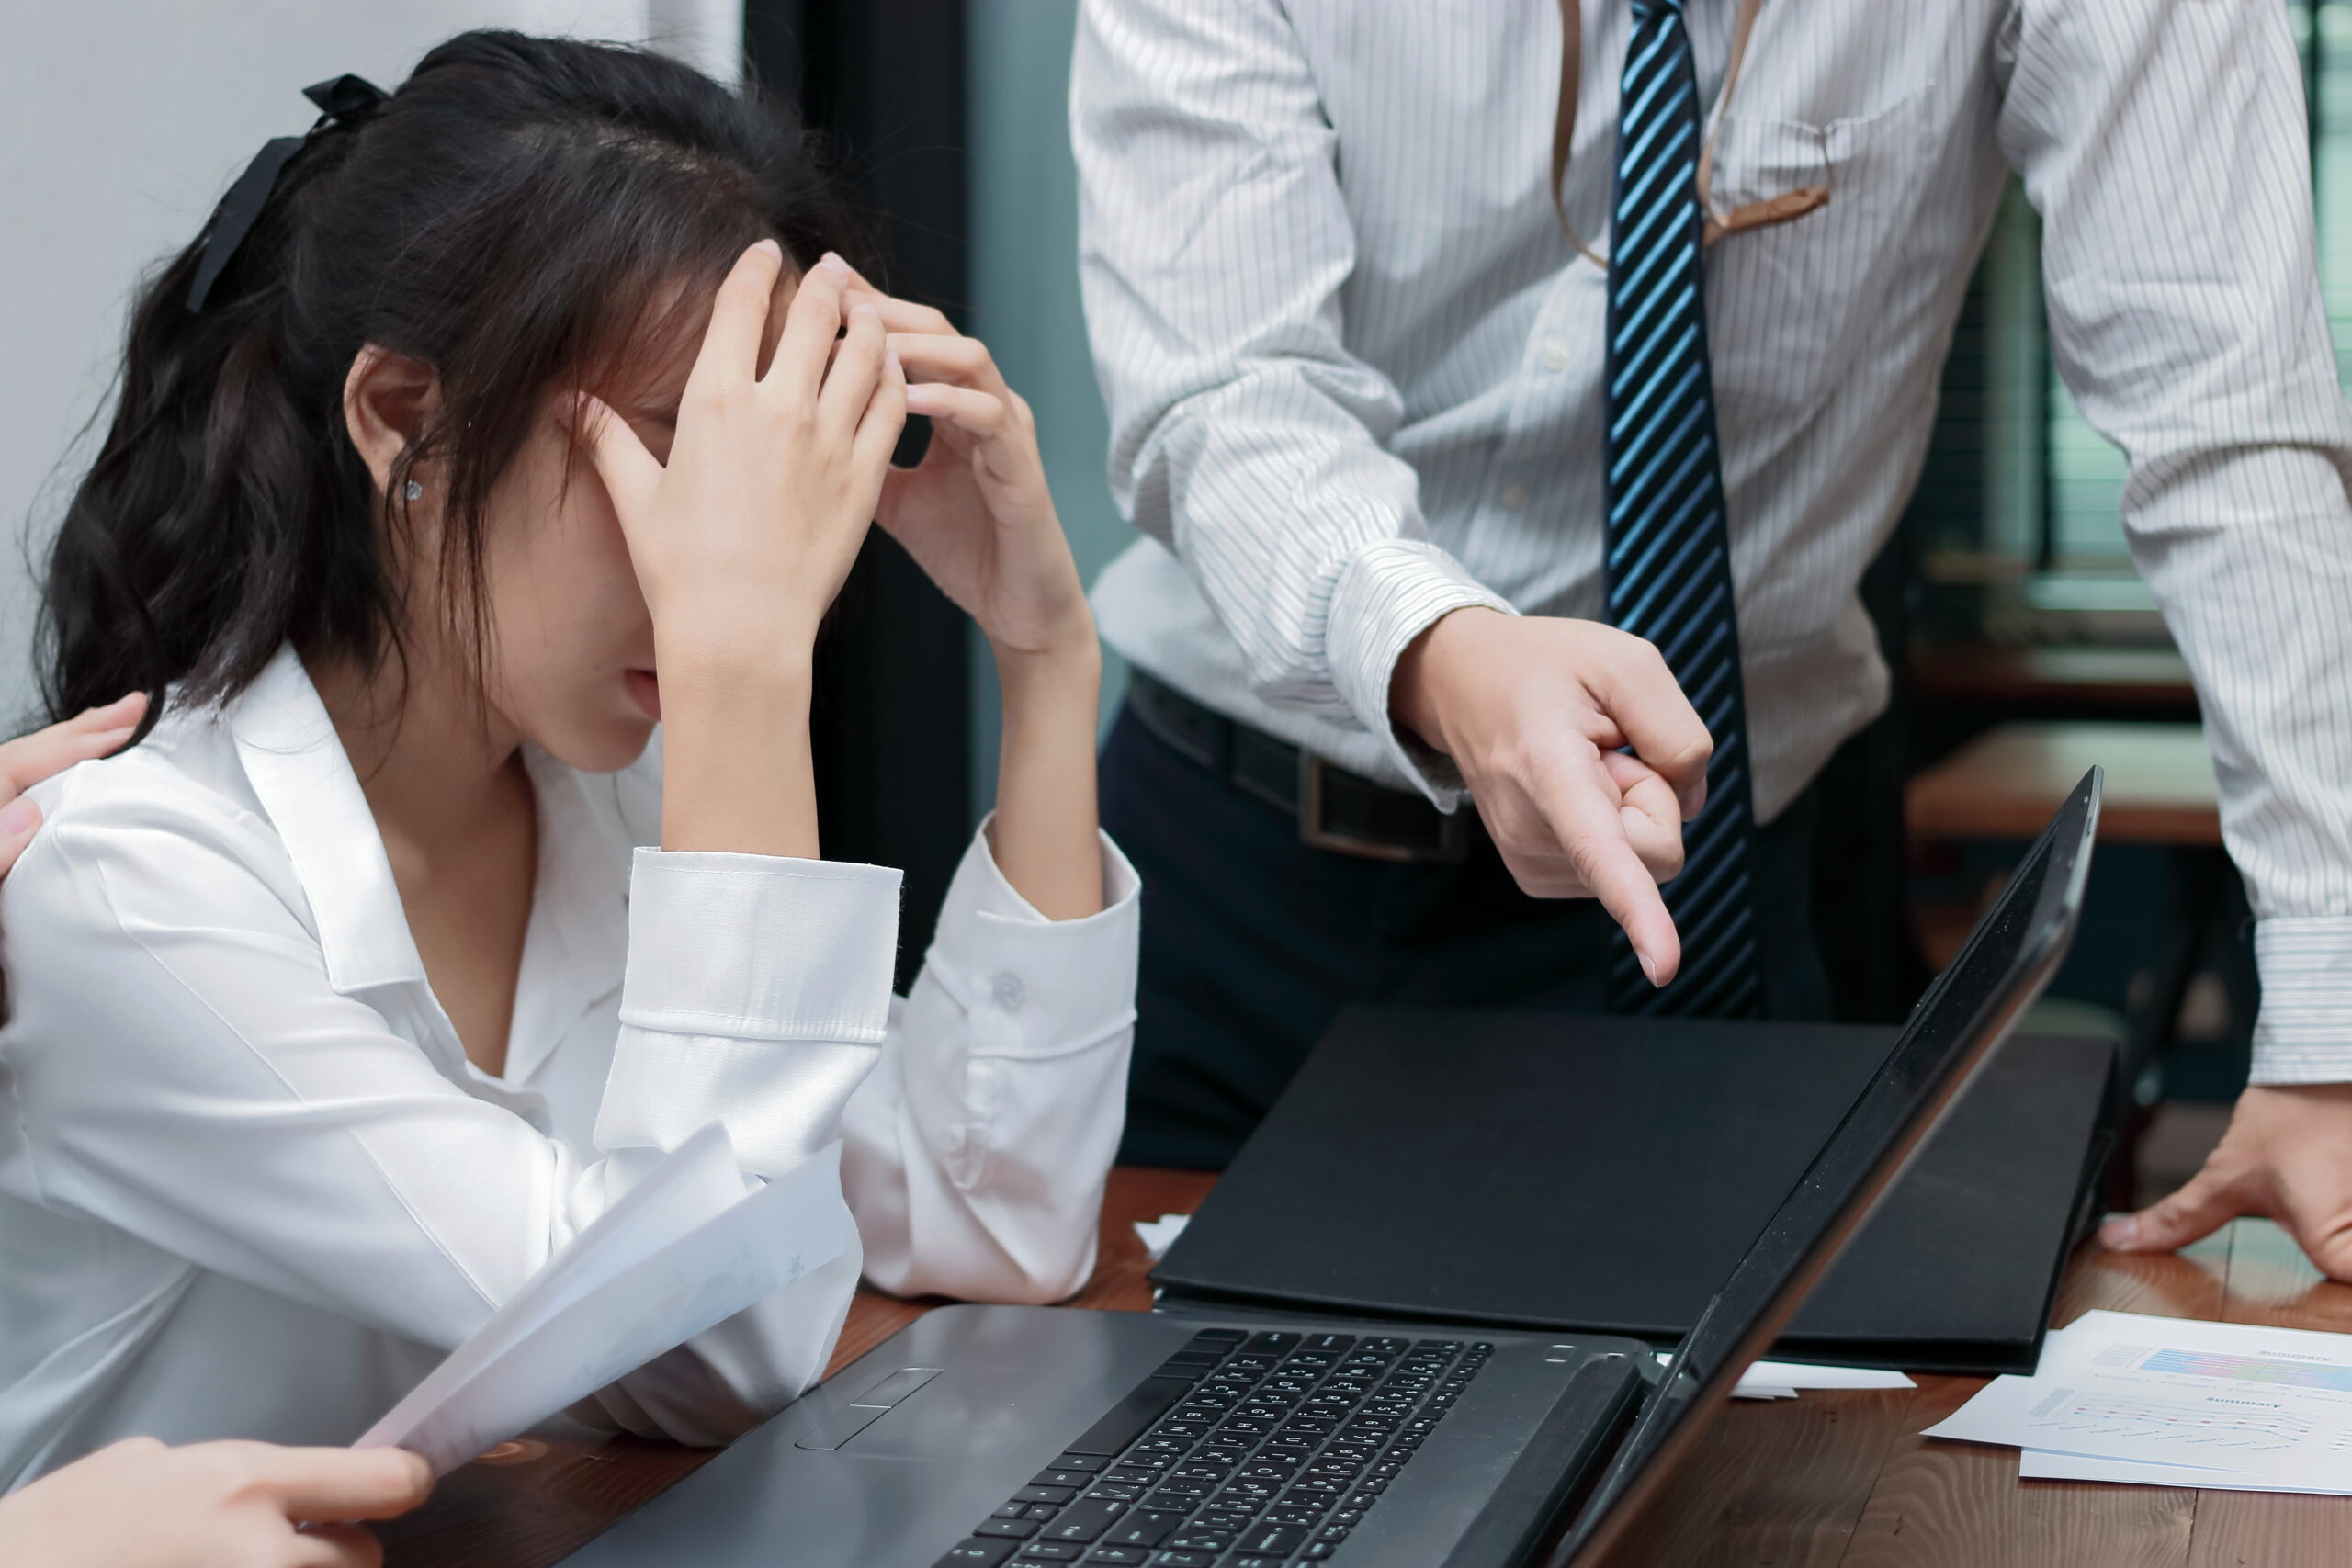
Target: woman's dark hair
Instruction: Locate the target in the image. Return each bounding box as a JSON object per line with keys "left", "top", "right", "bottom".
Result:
{"left": 39, "top": 30, "right": 865, "bottom": 731}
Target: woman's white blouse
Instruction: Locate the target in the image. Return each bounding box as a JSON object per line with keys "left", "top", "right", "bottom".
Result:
{"left": 0, "top": 647, "right": 1140, "bottom": 1487}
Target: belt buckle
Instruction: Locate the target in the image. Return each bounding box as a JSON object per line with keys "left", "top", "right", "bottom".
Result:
{"left": 1297, "top": 754, "right": 1470, "bottom": 864}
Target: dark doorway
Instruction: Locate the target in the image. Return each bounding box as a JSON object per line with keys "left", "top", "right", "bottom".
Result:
{"left": 746, "top": 1, "right": 973, "bottom": 988}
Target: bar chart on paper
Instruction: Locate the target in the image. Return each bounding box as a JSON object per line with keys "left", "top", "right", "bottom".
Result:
{"left": 2098, "top": 1344, "right": 2352, "bottom": 1394}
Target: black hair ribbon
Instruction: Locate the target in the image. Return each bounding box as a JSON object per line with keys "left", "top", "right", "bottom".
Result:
{"left": 184, "top": 73, "right": 388, "bottom": 313}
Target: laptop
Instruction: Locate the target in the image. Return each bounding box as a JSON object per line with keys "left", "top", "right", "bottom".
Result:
{"left": 564, "top": 769, "right": 2101, "bottom": 1568}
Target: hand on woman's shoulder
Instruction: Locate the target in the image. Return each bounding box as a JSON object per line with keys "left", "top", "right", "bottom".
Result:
{"left": 0, "top": 694, "right": 147, "bottom": 876}
{"left": 0, "top": 694, "right": 309, "bottom": 959}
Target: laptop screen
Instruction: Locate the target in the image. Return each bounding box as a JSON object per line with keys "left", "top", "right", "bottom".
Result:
{"left": 1550, "top": 769, "right": 2103, "bottom": 1566}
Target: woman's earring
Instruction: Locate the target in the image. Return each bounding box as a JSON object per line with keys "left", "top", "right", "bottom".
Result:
{"left": 403, "top": 480, "right": 424, "bottom": 502}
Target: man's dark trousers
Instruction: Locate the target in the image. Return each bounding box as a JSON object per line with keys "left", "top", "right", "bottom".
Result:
{"left": 1101, "top": 706, "right": 1835, "bottom": 1170}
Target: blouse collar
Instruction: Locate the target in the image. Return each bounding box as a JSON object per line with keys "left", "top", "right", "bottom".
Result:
{"left": 228, "top": 645, "right": 425, "bottom": 996}
{"left": 222, "top": 645, "right": 632, "bottom": 1086}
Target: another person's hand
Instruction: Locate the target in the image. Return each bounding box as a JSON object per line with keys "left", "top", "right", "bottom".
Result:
{"left": 0, "top": 693, "right": 147, "bottom": 874}
{"left": 1391, "top": 609, "right": 1710, "bottom": 987}
{"left": 2101, "top": 1083, "right": 2352, "bottom": 1279}
{"left": 0, "top": 1437, "right": 432, "bottom": 1568}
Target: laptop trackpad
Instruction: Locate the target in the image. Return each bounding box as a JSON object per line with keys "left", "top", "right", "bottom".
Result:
{"left": 833, "top": 1336, "right": 1139, "bottom": 1461}
{"left": 794, "top": 1366, "right": 943, "bottom": 1451}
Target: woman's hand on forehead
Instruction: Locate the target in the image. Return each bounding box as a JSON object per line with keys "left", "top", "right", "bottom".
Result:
{"left": 571, "top": 239, "right": 908, "bottom": 857}
{"left": 572, "top": 241, "right": 907, "bottom": 654}
{"left": 594, "top": 255, "right": 807, "bottom": 441}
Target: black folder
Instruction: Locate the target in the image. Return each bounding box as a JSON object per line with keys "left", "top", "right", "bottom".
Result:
{"left": 1150, "top": 1008, "right": 2115, "bottom": 1374}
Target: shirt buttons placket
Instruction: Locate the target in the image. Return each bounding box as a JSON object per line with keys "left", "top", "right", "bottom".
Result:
{"left": 991, "top": 972, "right": 1027, "bottom": 1012}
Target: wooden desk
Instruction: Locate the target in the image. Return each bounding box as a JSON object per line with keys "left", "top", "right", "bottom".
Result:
{"left": 1906, "top": 720, "right": 2220, "bottom": 847}
{"left": 384, "top": 1170, "right": 2352, "bottom": 1568}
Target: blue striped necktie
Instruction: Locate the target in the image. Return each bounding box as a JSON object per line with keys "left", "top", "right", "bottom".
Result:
{"left": 1601, "top": 0, "right": 1763, "bottom": 1018}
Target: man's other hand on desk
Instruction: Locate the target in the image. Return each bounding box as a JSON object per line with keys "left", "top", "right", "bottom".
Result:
{"left": 1392, "top": 607, "right": 1710, "bottom": 987}
{"left": 2102, "top": 1085, "right": 2352, "bottom": 1280}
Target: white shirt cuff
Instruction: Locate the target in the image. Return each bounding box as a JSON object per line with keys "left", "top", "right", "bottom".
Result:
{"left": 618, "top": 850, "right": 902, "bottom": 1042}
{"left": 920, "top": 818, "right": 1143, "bottom": 1061}
{"left": 1324, "top": 539, "right": 1516, "bottom": 807}
{"left": 2247, "top": 916, "right": 2352, "bottom": 1083}
{"left": 601, "top": 851, "right": 903, "bottom": 1172}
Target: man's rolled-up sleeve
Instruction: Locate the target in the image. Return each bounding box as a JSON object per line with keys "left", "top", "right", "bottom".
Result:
{"left": 1073, "top": 0, "right": 1512, "bottom": 801}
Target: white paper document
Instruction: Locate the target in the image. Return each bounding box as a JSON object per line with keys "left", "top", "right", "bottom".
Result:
{"left": 1747, "top": 1359, "right": 1917, "bottom": 1392}
{"left": 357, "top": 1124, "right": 852, "bottom": 1475}
{"left": 1654, "top": 1351, "right": 1914, "bottom": 1401}
{"left": 1928, "top": 1311, "right": 2352, "bottom": 1492}
{"left": 1134, "top": 1213, "right": 1192, "bottom": 1260}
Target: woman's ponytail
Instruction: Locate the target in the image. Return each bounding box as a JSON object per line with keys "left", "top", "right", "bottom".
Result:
{"left": 41, "top": 123, "right": 376, "bottom": 729}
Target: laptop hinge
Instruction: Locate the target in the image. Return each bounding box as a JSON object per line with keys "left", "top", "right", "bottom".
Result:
{"left": 1439, "top": 1351, "right": 1650, "bottom": 1568}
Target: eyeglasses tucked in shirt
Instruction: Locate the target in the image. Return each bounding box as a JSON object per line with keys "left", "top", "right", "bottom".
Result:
{"left": 1551, "top": 0, "right": 1826, "bottom": 266}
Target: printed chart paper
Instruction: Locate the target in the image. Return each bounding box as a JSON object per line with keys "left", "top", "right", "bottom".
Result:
{"left": 1928, "top": 1311, "right": 2352, "bottom": 1490}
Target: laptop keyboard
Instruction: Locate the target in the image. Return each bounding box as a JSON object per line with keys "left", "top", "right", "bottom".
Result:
{"left": 933, "top": 1328, "right": 1491, "bottom": 1568}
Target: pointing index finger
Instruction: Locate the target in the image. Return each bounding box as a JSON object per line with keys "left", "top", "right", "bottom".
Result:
{"left": 1540, "top": 750, "right": 1682, "bottom": 987}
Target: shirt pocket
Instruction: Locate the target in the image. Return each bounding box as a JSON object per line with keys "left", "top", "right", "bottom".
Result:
{"left": 1702, "top": 84, "right": 1938, "bottom": 424}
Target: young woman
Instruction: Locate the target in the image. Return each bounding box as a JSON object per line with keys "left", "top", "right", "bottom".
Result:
{"left": 0, "top": 31, "right": 1137, "bottom": 1485}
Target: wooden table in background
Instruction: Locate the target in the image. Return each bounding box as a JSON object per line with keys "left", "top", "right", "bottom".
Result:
{"left": 385, "top": 1168, "right": 2352, "bottom": 1568}
{"left": 1905, "top": 720, "right": 2220, "bottom": 847}
{"left": 1908, "top": 646, "right": 2198, "bottom": 714}
{"left": 1903, "top": 718, "right": 2224, "bottom": 1152}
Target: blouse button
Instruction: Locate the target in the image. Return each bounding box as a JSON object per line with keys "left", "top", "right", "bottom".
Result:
{"left": 1498, "top": 482, "right": 1531, "bottom": 511}
{"left": 991, "top": 971, "right": 1028, "bottom": 1012}
{"left": 1540, "top": 340, "right": 1568, "bottom": 372}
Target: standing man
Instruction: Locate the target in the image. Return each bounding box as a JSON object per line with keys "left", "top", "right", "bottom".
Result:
{"left": 1073, "top": 0, "right": 2352, "bottom": 1277}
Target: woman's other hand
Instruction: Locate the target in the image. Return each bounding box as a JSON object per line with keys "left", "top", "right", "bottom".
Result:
{"left": 0, "top": 1437, "right": 432, "bottom": 1568}
{"left": 0, "top": 693, "right": 146, "bottom": 874}
{"left": 842, "top": 270, "right": 1105, "bottom": 919}
{"left": 843, "top": 272, "right": 1094, "bottom": 664}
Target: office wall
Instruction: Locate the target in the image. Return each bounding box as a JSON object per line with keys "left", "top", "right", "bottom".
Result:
{"left": 0, "top": 0, "right": 741, "bottom": 731}
{"left": 967, "top": 0, "right": 1131, "bottom": 820}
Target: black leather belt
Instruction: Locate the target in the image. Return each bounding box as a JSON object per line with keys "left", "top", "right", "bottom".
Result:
{"left": 1126, "top": 670, "right": 1472, "bottom": 863}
